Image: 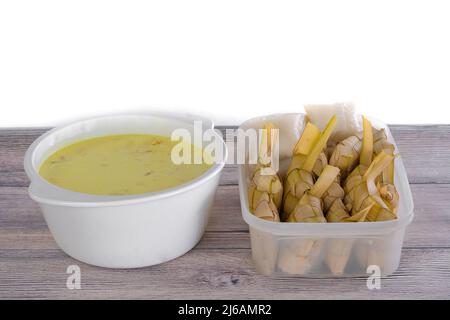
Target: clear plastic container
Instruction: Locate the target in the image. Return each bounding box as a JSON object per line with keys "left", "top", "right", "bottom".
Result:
{"left": 238, "top": 115, "right": 414, "bottom": 277}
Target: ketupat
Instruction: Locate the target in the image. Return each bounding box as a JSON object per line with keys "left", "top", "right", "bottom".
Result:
{"left": 328, "top": 120, "right": 395, "bottom": 184}
{"left": 313, "top": 122, "right": 345, "bottom": 212}
{"left": 360, "top": 116, "right": 374, "bottom": 167}
{"left": 373, "top": 128, "right": 395, "bottom": 155}
{"left": 362, "top": 152, "right": 398, "bottom": 221}
{"left": 288, "top": 165, "right": 340, "bottom": 223}
{"left": 373, "top": 128, "right": 399, "bottom": 213}
{"left": 321, "top": 154, "right": 346, "bottom": 213}
{"left": 310, "top": 122, "right": 345, "bottom": 214}
{"left": 248, "top": 183, "right": 281, "bottom": 221}
{"left": 283, "top": 116, "right": 337, "bottom": 218}
{"left": 329, "top": 134, "right": 363, "bottom": 180}
{"left": 347, "top": 126, "right": 399, "bottom": 269}
{"left": 321, "top": 175, "right": 345, "bottom": 213}
{"left": 343, "top": 117, "right": 397, "bottom": 221}
{"left": 250, "top": 228, "right": 279, "bottom": 276}
{"left": 282, "top": 123, "right": 321, "bottom": 217}
{"left": 378, "top": 182, "right": 399, "bottom": 213}
{"left": 277, "top": 239, "right": 323, "bottom": 275}
{"left": 278, "top": 165, "right": 340, "bottom": 275}
{"left": 343, "top": 116, "right": 374, "bottom": 212}
{"left": 326, "top": 199, "right": 372, "bottom": 223}
{"left": 248, "top": 123, "right": 283, "bottom": 222}
{"left": 324, "top": 118, "right": 399, "bottom": 275}
{"left": 325, "top": 199, "right": 372, "bottom": 275}
{"left": 313, "top": 152, "right": 328, "bottom": 178}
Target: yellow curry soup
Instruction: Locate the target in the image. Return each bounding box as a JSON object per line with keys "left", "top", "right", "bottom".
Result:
{"left": 39, "top": 134, "right": 212, "bottom": 195}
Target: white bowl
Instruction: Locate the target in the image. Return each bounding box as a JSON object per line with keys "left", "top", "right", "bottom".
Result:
{"left": 24, "top": 113, "right": 227, "bottom": 268}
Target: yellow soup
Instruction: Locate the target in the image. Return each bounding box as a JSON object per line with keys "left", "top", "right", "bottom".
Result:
{"left": 39, "top": 134, "right": 212, "bottom": 195}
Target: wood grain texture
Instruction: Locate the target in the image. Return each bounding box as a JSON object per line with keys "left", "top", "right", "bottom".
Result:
{"left": 0, "top": 248, "right": 449, "bottom": 299}
{"left": 0, "top": 126, "right": 449, "bottom": 299}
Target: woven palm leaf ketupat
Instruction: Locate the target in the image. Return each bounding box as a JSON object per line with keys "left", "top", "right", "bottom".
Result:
{"left": 321, "top": 175, "right": 345, "bottom": 213}
{"left": 288, "top": 165, "right": 340, "bottom": 223}
{"left": 322, "top": 136, "right": 345, "bottom": 212}
{"left": 343, "top": 117, "right": 397, "bottom": 221}
{"left": 310, "top": 121, "right": 345, "bottom": 214}
{"left": 373, "top": 128, "right": 395, "bottom": 155}
{"left": 277, "top": 165, "right": 340, "bottom": 275}
{"left": 373, "top": 128, "right": 399, "bottom": 213}
{"left": 282, "top": 123, "right": 320, "bottom": 217}
{"left": 283, "top": 116, "right": 337, "bottom": 219}
{"left": 329, "top": 134, "right": 363, "bottom": 180}
{"left": 362, "top": 152, "right": 397, "bottom": 221}
{"left": 325, "top": 199, "right": 372, "bottom": 275}
{"left": 277, "top": 239, "right": 323, "bottom": 275}
{"left": 248, "top": 123, "right": 283, "bottom": 222}
{"left": 328, "top": 122, "right": 396, "bottom": 192}
{"left": 378, "top": 182, "right": 399, "bottom": 213}
{"left": 343, "top": 116, "right": 374, "bottom": 212}
{"left": 313, "top": 152, "right": 328, "bottom": 178}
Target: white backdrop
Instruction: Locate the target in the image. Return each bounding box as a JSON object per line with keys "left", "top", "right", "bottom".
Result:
{"left": 1, "top": 0, "right": 449, "bottom": 127}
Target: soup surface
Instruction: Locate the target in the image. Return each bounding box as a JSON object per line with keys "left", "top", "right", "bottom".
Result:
{"left": 39, "top": 134, "right": 212, "bottom": 195}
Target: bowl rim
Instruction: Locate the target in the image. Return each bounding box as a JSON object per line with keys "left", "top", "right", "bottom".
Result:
{"left": 24, "top": 112, "right": 228, "bottom": 207}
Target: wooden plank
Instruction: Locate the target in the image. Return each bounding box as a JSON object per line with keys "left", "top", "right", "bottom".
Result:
{"left": 0, "top": 230, "right": 250, "bottom": 250}
{"left": 392, "top": 125, "right": 450, "bottom": 184}
{"left": 0, "top": 184, "right": 449, "bottom": 249}
{"left": 1, "top": 125, "right": 450, "bottom": 186}
{"left": 405, "top": 184, "right": 450, "bottom": 248}
{"left": 0, "top": 248, "right": 448, "bottom": 299}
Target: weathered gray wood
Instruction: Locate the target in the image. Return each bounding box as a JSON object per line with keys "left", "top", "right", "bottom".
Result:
{"left": 0, "top": 248, "right": 449, "bottom": 299}
{"left": 391, "top": 125, "right": 450, "bottom": 184}
{"left": 0, "top": 126, "right": 450, "bottom": 299}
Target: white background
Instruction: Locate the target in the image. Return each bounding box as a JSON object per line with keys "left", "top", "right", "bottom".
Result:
{"left": 1, "top": 0, "right": 449, "bottom": 127}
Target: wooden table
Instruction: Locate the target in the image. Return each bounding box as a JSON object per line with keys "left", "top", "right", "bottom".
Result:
{"left": 0, "top": 126, "right": 449, "bottom": 299}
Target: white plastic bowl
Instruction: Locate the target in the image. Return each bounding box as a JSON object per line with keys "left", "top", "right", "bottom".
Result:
{"left": 238, "top": 115, "right": 414, "bottom": 277}
{"left": 24, "top": 113, "right": 227, "bottom": 268}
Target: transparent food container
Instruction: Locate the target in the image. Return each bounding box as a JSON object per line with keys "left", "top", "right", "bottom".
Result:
{"left": 238, "top": 115, "right": 414, "bottom": 277}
